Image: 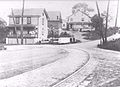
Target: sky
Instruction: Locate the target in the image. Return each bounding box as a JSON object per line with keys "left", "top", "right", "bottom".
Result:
{"left": 0, "top": 0, "right": 119, "bottom": 27}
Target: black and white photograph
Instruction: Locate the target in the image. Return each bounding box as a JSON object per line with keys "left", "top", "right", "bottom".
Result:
{"left": 0, "top": 0, "right": 120, "bottom": 87}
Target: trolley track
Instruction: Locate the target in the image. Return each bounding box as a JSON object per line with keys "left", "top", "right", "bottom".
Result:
{"left": 51, "top": 48, "right": 97, "bottom": 87}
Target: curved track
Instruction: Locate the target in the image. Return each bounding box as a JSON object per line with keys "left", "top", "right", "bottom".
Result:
{"left": 51, "top": 48, "right": 91, "bottom": 87}
{"left": 0, "top": 45, "right": 94, "bottom": 87}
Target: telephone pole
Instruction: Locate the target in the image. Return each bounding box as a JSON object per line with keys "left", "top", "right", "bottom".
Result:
{"left": 11, "top": 8, "right": 19, "bottom": 44}
{"left": 21, "top": 0, "right": 25, "bottom": 44}
{"left": 115, "top": 0, "right": 119, "bottom": 27}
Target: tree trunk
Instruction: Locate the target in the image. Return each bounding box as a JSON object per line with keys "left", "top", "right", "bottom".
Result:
{"left": 21, "top": 0, "right": 25, "bottom": 44}
{"left": 96, "top": 0, "right": 105, "bottom": 44}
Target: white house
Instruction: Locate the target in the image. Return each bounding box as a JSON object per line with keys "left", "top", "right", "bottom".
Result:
{"left": 6, "top": 8, "right": 49, "bottom": 44}
{"left": 67, "top": 10, "right": 92, "bottom": 31}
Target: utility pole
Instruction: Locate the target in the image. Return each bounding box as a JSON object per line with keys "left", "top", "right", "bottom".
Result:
{"left": 21, "top": 0, "right": 25, "bottom": 44}
{"left": 105, "top": 0, "right": 110, "bottom": 43}
{"left": 115, "top": 0, "right": 119, "bottom": 27}
{"left": 11, "top": 8, "right": 19, "bottom": 44}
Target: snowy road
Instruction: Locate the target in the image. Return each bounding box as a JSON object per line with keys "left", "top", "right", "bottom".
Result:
{"left": 0, "top": 45, "right": 89, "bottom": 87}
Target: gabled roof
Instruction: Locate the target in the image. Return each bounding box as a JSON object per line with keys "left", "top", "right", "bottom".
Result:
{"left": 9, "top": 8, "right": 49, "bottom": 18}
{"left": 47, "top": 11, "right": 62, "bottom": 21}
{"left": 67, "top": 10, "right": 91, "bottom": 20}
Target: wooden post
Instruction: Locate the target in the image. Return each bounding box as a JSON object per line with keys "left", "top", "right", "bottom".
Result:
{"left": 105, "top": 0, "right": 110, "bottom": 43}
{"left": 115, "top": 0, "right": 119, "bottom": 27}
{"left": 11, "top": 8, "right": 19, "bottom": 44}
{"left": 21, "top": 0, "right": 25, "bottom": 44}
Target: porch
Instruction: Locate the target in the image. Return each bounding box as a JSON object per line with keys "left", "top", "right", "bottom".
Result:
{"left": 6, "top": 24, "right": 38, "bottom": 44}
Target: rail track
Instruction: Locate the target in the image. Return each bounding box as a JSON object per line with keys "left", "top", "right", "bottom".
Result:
{"left": 51, "top": 48, "right": 97, "bottom": 87}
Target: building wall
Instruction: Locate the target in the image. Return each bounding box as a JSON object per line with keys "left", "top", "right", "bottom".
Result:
{"left": 6, "top": 38, "right": 37, "bottom": 44}
{"left": 68, "top": 11, "right": 91, "bottom": 23}
{"left": 48, "top": 21, "right": 62, "bottom": 29}
{"left": 9, "top": 17, "right": 39, "bottom": 26}
{"left": 38, "top": 13, "right": 48, "bottom": 41}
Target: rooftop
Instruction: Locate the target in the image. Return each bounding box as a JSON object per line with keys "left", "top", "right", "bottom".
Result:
{"left": 48, "top": 11, "right": 62, "bottom": 21}
{"left": 9, "top": 8, "right": 48, "bottom": 18}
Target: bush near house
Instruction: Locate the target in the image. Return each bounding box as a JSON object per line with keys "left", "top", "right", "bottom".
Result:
{"left": 98, "top": 38, "right": 120, "bottom": 51}
{"left": 59, "top": 32, "right": 71, "bottom": 37}
{"left": 0, "top": 29, "right": 7, "bottom": 43}
{"left": 83, "top": 27, "right": 118, "bottom": 40}
{"left": 0, "top": 18, "right": 7, "bottom": 43}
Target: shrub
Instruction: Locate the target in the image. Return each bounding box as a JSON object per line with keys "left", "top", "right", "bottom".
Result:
{"left": 98, "top": 38, "right": 120, "bottom": 51}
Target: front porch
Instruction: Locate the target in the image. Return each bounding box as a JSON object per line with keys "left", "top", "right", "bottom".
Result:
{"left": 68, "top": 22, "right": 92, "bottom": 31}
{"left": 6, "top": 24, "right": 38, "bottom": 44}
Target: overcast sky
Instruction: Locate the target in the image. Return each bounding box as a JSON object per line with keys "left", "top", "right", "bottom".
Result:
{"left": 0, "top": 0, "right": 119, "bottom": 27}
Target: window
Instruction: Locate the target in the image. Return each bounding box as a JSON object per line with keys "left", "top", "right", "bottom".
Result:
{"left": 63, "top": 24, "right": 65, "bottom": 27}
{"left": 81, "top": 18, "right": 84, "bottom": 21}
{"left": 42, "top": 18, "right": 44, "bottom": 25}
{"left": 42, "top": 13, "right": 44, "bottom": 16}
{"left": 16, "top": 17, "right": 20, "bottom": 24}
{"left": 57, "top": 16, "right": 59, "bottom": 20}
{"left": 27, "top": 17, "right": 31, "bottom": 24}
{"left": 70, "top": 18, "right": 73, "bottom": 21}
{"left": 42, "top": 28, "right": 44, "bottom": 35}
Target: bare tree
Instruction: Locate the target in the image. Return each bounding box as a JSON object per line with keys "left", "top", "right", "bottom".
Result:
{"left": 72, "top": 3, "right": 94, "bottom": 17}
{"left": 96, "top": 0, "right": 105, "bottom": 44}
{"left": 115, "top": 0, "right": 119, "bottom": 27}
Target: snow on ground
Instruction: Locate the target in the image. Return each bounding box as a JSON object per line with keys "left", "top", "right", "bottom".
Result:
{"left": 1, "top": 31, "right": 120, "bottom": 87}
{"left": 0, "top": 48, "right": 88, "bottom": 87}
{"left": 0, "top": 45, "right": 68, "bottom": 79}
{"left": 107, "top": 33, "right": 120, "bottom": 41}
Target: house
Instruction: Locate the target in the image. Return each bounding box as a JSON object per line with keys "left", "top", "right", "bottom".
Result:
{"left": 67, "top": 10, "right": 92, "bottom": 31}
{"left": 47, "top": 11, "right": 62, "bottom": 38}
{"left": 6, "top": 8, "right": 49, "bottom": 44}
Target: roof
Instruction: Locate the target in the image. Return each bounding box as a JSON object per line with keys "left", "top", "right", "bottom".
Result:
{"left": 67, "top": 10, "right": 91, "bottom": 20}
{"left": 48, "top": 11, "right": 62, "bottom": 21}
{"left": 9, "top": 8, "right": 49, "bottom": 18}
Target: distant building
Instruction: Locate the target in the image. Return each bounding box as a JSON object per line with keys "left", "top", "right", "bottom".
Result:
{"left": 6, "top": 8, "right": 49, "bottom": 44}
{"left": 67, "top": 10, "right": 92, "bottom": 31}
{"left": 47, "top": 11, "right": 62, "bottom": 38}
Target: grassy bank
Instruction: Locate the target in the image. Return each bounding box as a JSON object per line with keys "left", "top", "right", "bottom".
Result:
{"left": 98, "top": 38, "right": 120, "bottom": 51}
{"left": 83, "top": 27, "right": 118, "bottom": 40}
